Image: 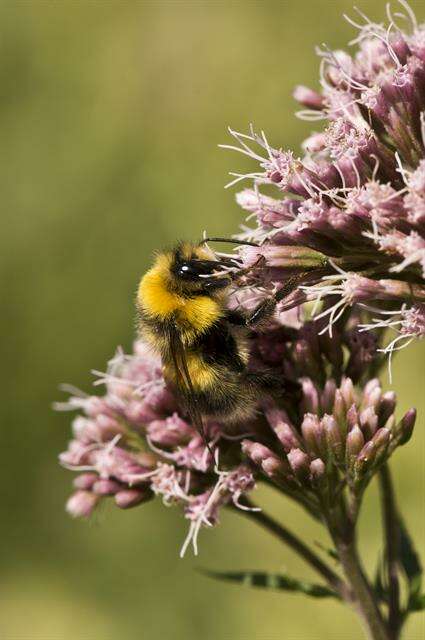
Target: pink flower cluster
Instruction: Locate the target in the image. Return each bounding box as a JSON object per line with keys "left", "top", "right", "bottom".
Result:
{"left": 59, "top": 3, "right": 420, "bottom": 556}
{"left": 223, "top": 2, "right": 425, "bottom": 354}
{"left": 59, "top": 310, "right": 415, "bottom": 554}
{"left": 58, "top": 343, "right": 256, "bottom": 555}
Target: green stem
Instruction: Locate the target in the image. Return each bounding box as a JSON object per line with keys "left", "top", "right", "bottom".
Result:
{"left": 262, "top": 476, "right": 322, "bottom": 521}
{"left": 233, "top": 498, "right": 350, "bottom": 600}
{"left": 378, "top": 465, "right": 401, "bottom": 639}
{"left": 335, "top": 539, "right": 391, "bottom": 640}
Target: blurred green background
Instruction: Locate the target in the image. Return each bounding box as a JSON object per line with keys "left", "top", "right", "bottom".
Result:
{"left": 1, "top": 1, "right": 424, "bottom": 638}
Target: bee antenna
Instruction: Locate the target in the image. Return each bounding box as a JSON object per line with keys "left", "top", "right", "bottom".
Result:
{"left": 200, "top": 236, "right": 259, "bottom": 247}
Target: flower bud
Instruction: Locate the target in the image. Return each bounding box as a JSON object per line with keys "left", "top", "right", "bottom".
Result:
{"left": 397, "top": 408, "right": 416, "bottom": 445}
{"left": 383, "top": 415, "right": 396, "bottom": 432}
{"left": 115, "top": 488, "right": 152, "bottom": 509}
{"left": 333, "top": 389, "right": 347, "bottom": 435}
{"left": 340, "top": 378, "right": 355, "bottom": 408}
{"left": 301, "top": 379, "right": 320, "bottom": 414}
{"left": 314, "top": 422, "right": 327, "bottom": 457}
{"left": 148, "top": 414, "right": 193, "bottom": 447}
{"left": 391, "top": 37, "right": 411, "bottom": 63}
{"left": 264, "top": 405, "right": 291, "bottom": 429}
{"left": 321, "top": 379, "right": 337, "bottom": 413}
{"left": 301, "top": 413, "right": 320, "bottom": 454}
{"left": 265, "top": 407, "right": 301, "bottom": 452}
{"left": 363, "top": 386, "right": 382, "bottom": 412}
{"left": 371, "top": 427, "right": 391, "bottom": 460}
{"left": 379, "top": 392, "right": 397, "bottom": 425}
{"left": 66, "top": 490, "right": 99, "bottom": 518}
{"left": 260, "top": 244, "right": 326, "bottom": 268}
{"left": 262, "top": 456, "right": 292, "bottom": 480}
{"left": 273, "top": 422, "right": 301, "bottom": 452}
{"left": 346, "top": 404, "right": 359, "bottom": 431}
{"left": 92, "top": 479, "right": 122, "bottom": 496}
{"left": 96, "top": 414, "right": 123, "bottom": 440}
{"left": 293, "top": 85, "right": 324, "bottom": 110}
{"left": 134, "top": 452, "right": 159, "bottom": 469}
{"left": 242, "top": 440, "right": 275, "bottom": 466}
{"left": 310, "top": 458, "right": 326, "bottom": 479}
{"left": 73, "top": 473, "right": 98, "bottom": 490}
{"left": 360, "top": 406, "right": 378, "bottom": 439}
{"left": 346, "top": 425, "right": 364, "bottom": 459}
{"left": 287, "top": 448, "right": 310, "bottom": 482}
{"left": 363, "top": 379, "right": 380, "bottom": 396}
{"left": 355, "top": 441, "right": 376, "bottom": 477}
{"left": 362, "top": 379, "right": 381, "bottom": 406}
{"left": 323, "top": 414, "right": 343, "bottom": 460}
{"left": 302, "top": 132, "right": 326, "bottom": 153}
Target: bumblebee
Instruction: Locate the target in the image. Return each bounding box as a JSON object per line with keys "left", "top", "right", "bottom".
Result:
{"left": 136, "top": 239, "right": 297, "bottom": 441}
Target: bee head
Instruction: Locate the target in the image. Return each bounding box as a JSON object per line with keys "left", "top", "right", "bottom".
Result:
{"left": 170, "top": 243, "right": 232, "bottom": 294}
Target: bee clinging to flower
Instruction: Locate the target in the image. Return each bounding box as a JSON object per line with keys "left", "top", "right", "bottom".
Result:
{"left": 136, "top": 238, "right": 299, "bottom": 443}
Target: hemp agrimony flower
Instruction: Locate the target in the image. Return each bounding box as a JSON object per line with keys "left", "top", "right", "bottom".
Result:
{"left": 58, "top": 3, "right": 424, "bottom": 639}
{"left": 223, "top": 2, "right": 425, "bottom": 363}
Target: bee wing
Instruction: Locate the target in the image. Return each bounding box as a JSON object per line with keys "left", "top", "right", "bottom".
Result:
{"left": 168, "top": 329, "right": 212, "bottom": 452}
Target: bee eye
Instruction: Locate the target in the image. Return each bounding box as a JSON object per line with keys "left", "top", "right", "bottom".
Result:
{"left": 177, "top": 262, "right": 198, "bottom": 280}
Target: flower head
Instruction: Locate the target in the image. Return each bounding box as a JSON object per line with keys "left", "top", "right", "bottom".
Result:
{"left": 59, "top": 1, "right": 420, "bottom": 557}
{"left": 222, "top": 2, "right": 425, "bottom": 357}
{"left": 59, "top": 305, "right": 415, "bottom": 552}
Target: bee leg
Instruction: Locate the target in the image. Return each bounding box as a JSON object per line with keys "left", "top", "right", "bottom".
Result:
{"left": 246, "top": 298, "right": 278, "bottom": 327}
{"left": 245, "top": 371, "right": 300, "bottom": 394}
{"left": 227, "top": 274, "right": 306, "bottom": 328}
{"left": 245, "top": 371, "right": 284, "bottom": 392}
{"left": 226, "top": 295, "right": 280, "bottom": 329}
{"left": 225, "top": 301, "right": 276, "bottom": 328}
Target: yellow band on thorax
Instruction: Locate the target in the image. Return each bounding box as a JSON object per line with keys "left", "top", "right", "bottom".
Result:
{"left": 138, "top": 261, "right": 223, "bottom": 334}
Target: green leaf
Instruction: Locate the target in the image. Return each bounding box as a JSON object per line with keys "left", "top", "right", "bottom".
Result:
{"left": 199, "top": 569, "right": 338, "bottom": 599}
{"left": 408, "top": 593, "right": 425, "bottom": 612}
{"left": 373, "top": 556, "right": 388, "bottom": 604}
{"left": 399, "top": 517, "right": 423, "bottom": 605}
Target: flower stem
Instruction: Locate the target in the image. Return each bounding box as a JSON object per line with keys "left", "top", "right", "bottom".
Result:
{"left": 232, "top": 499, "right": 350, "bottom": 599}
{"left": 378, "top": 464, "right": 401, "bottom": 639}
{"left": 335, "top": 538, "right": 390, "bottom": 640}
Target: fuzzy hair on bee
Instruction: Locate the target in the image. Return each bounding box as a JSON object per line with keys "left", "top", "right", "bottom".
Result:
{"left": 136, "top": 239, "right": 299, "bottom": 442}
